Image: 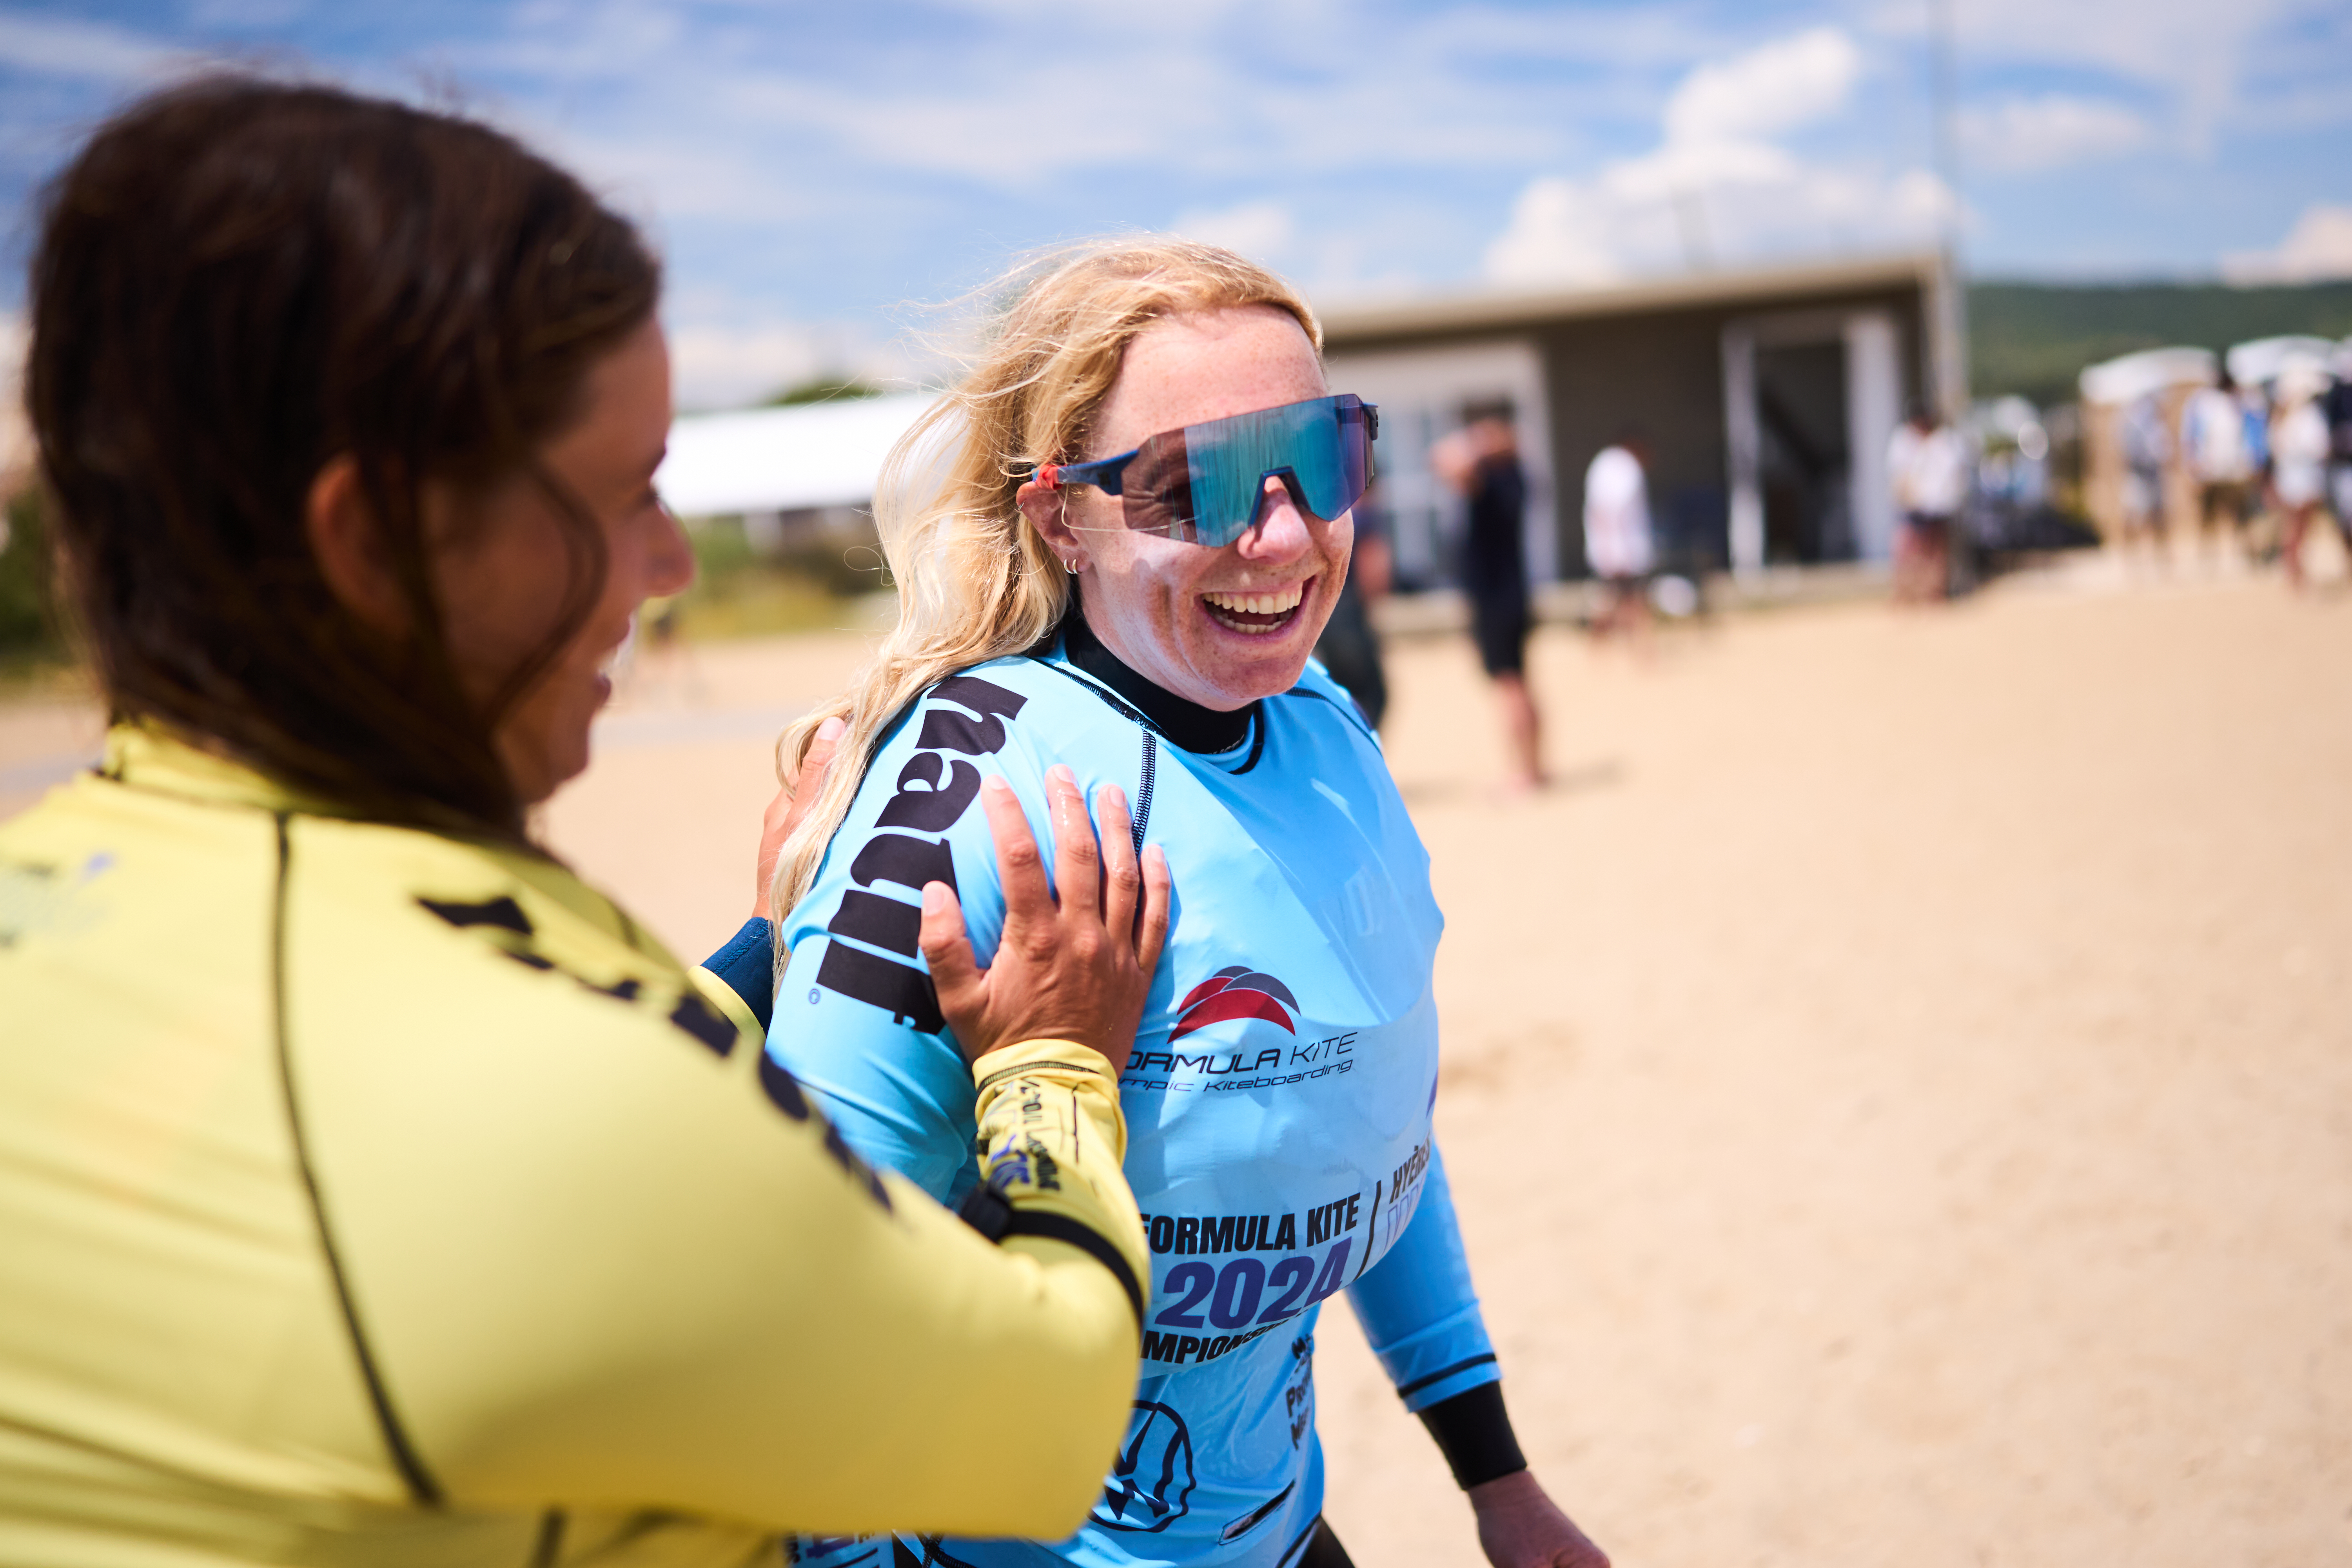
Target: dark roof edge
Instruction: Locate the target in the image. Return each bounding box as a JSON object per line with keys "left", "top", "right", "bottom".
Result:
{"left": 1316, "top": 250, "right": 1946, "bottom": 345}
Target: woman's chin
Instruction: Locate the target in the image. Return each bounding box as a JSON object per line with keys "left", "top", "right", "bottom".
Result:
{"left": 1185, "top": 599, "right": 1324, "bottom": 704}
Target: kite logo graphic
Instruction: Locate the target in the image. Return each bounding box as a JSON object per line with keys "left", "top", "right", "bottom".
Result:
{"left": 1169, "top": 965, "right": 1298, "bottom": 1041}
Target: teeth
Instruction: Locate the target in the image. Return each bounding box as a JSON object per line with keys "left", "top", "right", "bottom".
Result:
{"left": 1201, "top": 585, "right": 1305, "bottom": 616}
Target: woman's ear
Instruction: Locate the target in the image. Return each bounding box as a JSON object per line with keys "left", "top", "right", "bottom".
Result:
{"left": 1015, "top": 479, "right": 1085, "bottom": 572}
{"left": 304, "top": 455, "right": 409, "bottom": 637}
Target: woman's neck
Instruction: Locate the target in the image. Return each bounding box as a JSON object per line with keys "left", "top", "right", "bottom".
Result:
{"left": 1062, "top": 609, "right": 1255, "bottom": 754}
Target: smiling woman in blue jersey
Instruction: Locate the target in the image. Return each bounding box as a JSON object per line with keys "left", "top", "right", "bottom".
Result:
{"left": 751, "top": 239, "right": 1609, "bottom": 1568}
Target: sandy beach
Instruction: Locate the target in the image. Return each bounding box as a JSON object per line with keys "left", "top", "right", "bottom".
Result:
{"left": 5, "top": 568, "right": 2346, "bottom": 1566}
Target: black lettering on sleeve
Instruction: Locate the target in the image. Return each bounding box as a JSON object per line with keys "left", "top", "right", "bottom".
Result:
{"left": 850, "top": 834, "right": 958, "bottom": 899}
{"left": 916, "top": 708, "right": 1008, "bottom": 757}
{"left": 828, "top": 889, "right": 923, "bottom": 956}
{"left": 876, "top": 755, "right": 983, "bottom": 833}
{"left": 931, "top": 675, "right": 1028, "bottom": 726}
{"left": 815, "top": 941, "right": 945, "bottom": 1032}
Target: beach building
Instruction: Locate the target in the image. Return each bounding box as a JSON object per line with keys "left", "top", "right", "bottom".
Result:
{"left": 654, "top": 253, "right": 1958, "bottom": 592}
{"left": 1318, "top": 251, "right": 1955, "bottom": 588}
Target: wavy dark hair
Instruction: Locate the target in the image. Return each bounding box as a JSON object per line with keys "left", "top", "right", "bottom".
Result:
{"left": 27, "top": 76, "right": 660, "bottom": 838}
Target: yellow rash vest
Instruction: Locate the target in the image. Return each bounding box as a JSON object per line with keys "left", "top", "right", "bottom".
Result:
{"left": 0, "top": 726, "right": 1149, "bottom": 1567}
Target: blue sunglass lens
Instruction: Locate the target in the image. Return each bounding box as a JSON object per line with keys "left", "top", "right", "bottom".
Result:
{"left": 1172, "top": 396, "right": 1372, "bottom": 546}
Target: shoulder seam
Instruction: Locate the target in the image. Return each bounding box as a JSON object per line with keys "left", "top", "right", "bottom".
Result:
{"left": 1031, "top": 655, "right": 1266, "bottom": 773}
{"left": 1031, "top": 657, "right": 1159, "bottom": 734}
{"left": 270, "top": 812, "right": 445, "bottom": 1508}
{"left": 1279, "top": 681, "right": 1377, "bottom": 744}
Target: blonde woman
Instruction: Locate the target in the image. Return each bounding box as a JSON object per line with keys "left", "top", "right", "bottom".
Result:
{"left": 758, "top": 241, "right": 1608, "bottom": 1568}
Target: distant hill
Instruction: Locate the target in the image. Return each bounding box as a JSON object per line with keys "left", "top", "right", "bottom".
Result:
{"left": 1969, "top": 280, "right": 2352, "bottom": 408}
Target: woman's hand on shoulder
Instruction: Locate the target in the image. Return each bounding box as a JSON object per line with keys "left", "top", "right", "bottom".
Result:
{"left": 1469, "top": 1471, "right": 1608, "bottom": 1568}
{"left": 918, "top": 764, "right": 1170, "bottom": 1073}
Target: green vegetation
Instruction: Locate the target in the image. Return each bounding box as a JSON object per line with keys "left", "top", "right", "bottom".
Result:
{"left": 0, "top": 488, "right": 79, "bottom": 690}
{"left": 668, "top": 515, "right": 894, "bottom": 639}
{"left": 1970, "top": 279, "right": 2352, "bottom": 408}
{"left": 763, "top": 375, "right": 888, "bottom": 406}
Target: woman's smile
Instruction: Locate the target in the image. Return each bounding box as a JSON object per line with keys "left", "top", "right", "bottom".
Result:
{"left": 1200, "top": 577, "right": 1313, "bottom": 636}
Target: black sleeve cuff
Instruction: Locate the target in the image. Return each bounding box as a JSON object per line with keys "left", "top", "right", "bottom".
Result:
{"left": 1417, "top": 1381, "right": 1528, "bottom": 1491}
{"left": 702, "top": 916, "right": 777, "bottom": 1034}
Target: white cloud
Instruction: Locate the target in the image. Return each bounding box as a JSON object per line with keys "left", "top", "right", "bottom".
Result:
{"left": 1863, "top": 0, "right": 2305, "bottom": 149}
{"left": 1173, "top": 200, "right": 1296, "bottom": 266}
{"left": 1961, "top": 95, "right": 2153, "bottom": 172}
{"left": 1483, "top": 177, "right": 1625, "bottom": 285}
{"left": 1485, "top": 26, "right": 1947, "bottom": 286}
{"left": 665, "top": 314, "right": 931, "bottom": 412}
{"left": 2222, "top": 201, "right": 2352, "bottom": 284}
{"left": 1662, "top": 26, "right": 1861, "bottom": 147}
{"left": 0, "top": 7, "right": 183, "bottom": 82}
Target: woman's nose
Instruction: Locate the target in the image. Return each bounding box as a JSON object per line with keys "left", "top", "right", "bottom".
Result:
{"left": 644, "top": 501, "right": 698, "bottom": 599}
{"left": 1238, "top": 475, "right": 1312, "bottom": 561}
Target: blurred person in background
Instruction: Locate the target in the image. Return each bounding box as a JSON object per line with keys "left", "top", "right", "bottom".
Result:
{"left": 2325, "top": 349, "right": 2352, "bottom": 541}
{"left": 1311, "top": 477, "right": 1392, "bottom": 728}
{"left": 1580, "top": 430, "right": 1657, "bottom": 654}
{"left": 2118, "top": 392, "right": 2172, "bottom": 568}
{"left": 760, "top": 239, "right": 1608, "bottom": 1568}
{"left": 1435, "top": 403, "right": 1545, "bottom": 791}
{"left": 2267, "top": 361, "right": 2334, "bottom": 590}
{"left": 1886, "top": 403, "right": 1966, "bottom": 603}
{"left": 2182, "top": 368, "right": 2256, "bottom": 566}
{"left": 2, "top": 78, "right": 1172, "bottom": 1566}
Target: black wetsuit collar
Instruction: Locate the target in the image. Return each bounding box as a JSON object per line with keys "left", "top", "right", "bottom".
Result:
{"left": 1061, "top": 610, "right": 1257, "bottom": 755}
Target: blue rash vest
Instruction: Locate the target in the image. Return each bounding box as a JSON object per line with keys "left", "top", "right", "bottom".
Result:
{"left": 769, "top": 624, "right": 1503, "bottom": 1568}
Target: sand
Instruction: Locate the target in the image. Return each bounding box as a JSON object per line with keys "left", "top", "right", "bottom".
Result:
{"left": 4, "top": 569, "right": 2346, "bottom": 1566}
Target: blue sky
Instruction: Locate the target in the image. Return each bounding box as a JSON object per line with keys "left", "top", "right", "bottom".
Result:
{"left": 3, "top": 0, "right": 2348, "bottom": 406}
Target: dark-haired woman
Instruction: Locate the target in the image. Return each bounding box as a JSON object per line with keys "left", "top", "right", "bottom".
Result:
{"left": 0, "top": 78, "right": 1169, "bottom": 1564}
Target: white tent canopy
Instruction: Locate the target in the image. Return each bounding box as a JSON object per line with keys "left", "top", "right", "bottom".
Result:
{"left": 2078, "top": 346, "right": 2215, "bottom": 407}
{"left": 2224, "top": 335, "right": 2340, "bottom": 388}
{"left": 656, "top": 392, "right": 935, "bottom": 519}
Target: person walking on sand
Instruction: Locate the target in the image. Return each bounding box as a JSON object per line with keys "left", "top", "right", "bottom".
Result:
{"left": 2182, "top": 369, "right": 2256, "bottom": 567}
{"left": 1312, "top": 477, "right": 1394, "bottom": 729}
{"left": 1434, "top": 405, "right": 1544, "bottom": 791}
{"left": 2118, "top": 392, "right": 2171, "bottom": 568}
{"left": 2269, "top": 360, "right": 2334, "bottom": 590}
{"left": 1581, "top": 431, "right": 1656, "bottom": 653}
{"left": 1886, "top": 403, "right": 1965, "bottom": 603}
{"left": 2324, "top": 350, "right": 2352, "bottom": 552}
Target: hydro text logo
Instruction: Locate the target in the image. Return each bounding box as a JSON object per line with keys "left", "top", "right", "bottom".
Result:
{"left": 1170, "top": 965, "right": 1299, "bottom": 1040}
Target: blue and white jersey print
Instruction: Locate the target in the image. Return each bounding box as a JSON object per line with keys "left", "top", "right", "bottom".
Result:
{"left": 771, "top": 639, "right": 1501, "bottom": 1568}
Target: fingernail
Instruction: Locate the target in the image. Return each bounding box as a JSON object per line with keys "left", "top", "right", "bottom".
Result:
{"left": 816, "top": 715, "right": 847, "bottom": 741}
{"left": 1047, "top": 763, "right": 1076, "bottom": 786}
{"left": 984, "top": 773, "right": 1013, "bottom": 795}
{"left": 922, "top": 882, "right": 946, "bottom": 911}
